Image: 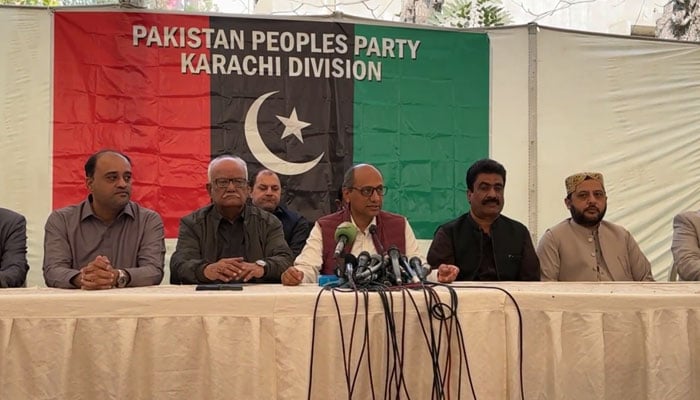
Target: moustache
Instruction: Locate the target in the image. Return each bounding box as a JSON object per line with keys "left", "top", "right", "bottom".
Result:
{"left": 585, "top": 206, "right": 600, "bottom": 213}
{"left": 482, "top": 198, "right": 500, "bottom": 205}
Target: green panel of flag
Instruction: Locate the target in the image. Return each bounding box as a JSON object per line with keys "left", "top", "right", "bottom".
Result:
{"left": 353, "top": 24, "right": 490, "bottom": 239}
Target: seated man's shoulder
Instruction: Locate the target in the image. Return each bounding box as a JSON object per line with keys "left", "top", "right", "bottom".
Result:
{"left": 545, "top": 219, "right": 574, "bottom": 235}
{"left": 675, "top": 210, "right": 700, "bottom": 224}
{"left": 247, "top": 204, "right": 282, "bottom": 226}
{"left": 129, "top": 202, "right": 162, "bottom": 220}
{"left": 0, "top": 207, "right": 24, "bottom": 223}
{"left": 378, "top": 210, "right": 407, "bottom": 221}
{"left": 277, "top": 204, "right": 298, "bottom": 218}
{"left": 598, "top": 220, "right": 633, "bottom": 238}
{"left": 276, "top": 204, "right": 310, "bottom": 224}
{"left": 316, "top": 209, "right": 345, "bottom": 225}
{"left": 538, "top": 220, "right": 573, "bottom": 249}
{"left": 47, "top": 202, "right": 84, "bottom": 222}
{"left": 435, "top": 212, "right": 470, "bottom": 233}
{"left": 180, "top": 204, "right": 215, "bottom": 223}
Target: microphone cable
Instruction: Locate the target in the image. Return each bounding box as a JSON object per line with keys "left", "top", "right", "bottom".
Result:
{"left": 404, "top": 282, "right": 474, "bottom": 400}
{"left": 307, "top": 282, "right": 499, "bottom": 400}
{"left": 450, "top": 284, "right": 525, "bottom": 400}
{"left": 376, "top": 286, "right": 412, "bottom": 400}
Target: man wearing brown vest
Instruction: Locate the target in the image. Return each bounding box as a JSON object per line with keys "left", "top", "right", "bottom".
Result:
{"left": 281, "top": 164, "right": 421, "bottom": 285}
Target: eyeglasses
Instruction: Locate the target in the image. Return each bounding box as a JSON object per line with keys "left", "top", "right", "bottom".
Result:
{"left": 213, "top": 178, "right": 248, "bottom": 189}
{"left": 350, "top": 185, "right": 387, "bottom": 197}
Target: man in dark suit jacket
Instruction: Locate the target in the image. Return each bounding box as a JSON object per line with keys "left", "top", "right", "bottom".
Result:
{"left": 0, "top": 207, "right": 29, "bottom": 288}
{"left": 428, "top": 159, "right": 540, "bottom": 282}
{"left": 250, "top": 169, "right": 311, "bottom": 258}
{"left": 170, "top": 156, "right": 293, "bottom": 284}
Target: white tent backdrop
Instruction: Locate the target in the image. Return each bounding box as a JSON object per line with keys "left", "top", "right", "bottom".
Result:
{"left": 528, "top": 26, "right": 700, "bottom": 281}
{"left": 2, "top": 7, "right": 699, "bottom": 286}
{"left": 0, "top": 7, "right": 52, "bottom": 287}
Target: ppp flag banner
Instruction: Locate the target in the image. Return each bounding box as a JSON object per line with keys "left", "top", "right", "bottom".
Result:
{"left": 53, "top": 11, "right": 489, "bottom": 239}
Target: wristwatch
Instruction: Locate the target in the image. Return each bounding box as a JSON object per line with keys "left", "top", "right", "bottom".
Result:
{"left": 115, "top": 269, "right": 129, "bottom": 288}
{"left": 255, "top": 260, "right": 268, "bottom": 275}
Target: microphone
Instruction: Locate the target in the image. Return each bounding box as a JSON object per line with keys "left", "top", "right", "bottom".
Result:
{"left": 368, "top": 224, "right": 385, "bottom": 255}
{"left": 387, "top": 246, "right": 403, "bottom": 285}
{"left": 333, "top": 222, "right": 358, "bottom": 258}
{"left": 356, "top": 253, "right": 384, "bottom": 281}
{"left": 409, "top": 257, "right": 427, "bottom": 281}
{"left": 356, "top": 251, "right": 371, "bottom": 277}
{"left": 421, "top": 263, "right": 432, "bottom": 280}
{"left": 335, "top": 252, "right": 357, "bottom": 278}
{"left": 343, "top": 253, "right": 358, "bottom": 285}
{"left": 401, "top": 256, "right": 420, "bottom": 283}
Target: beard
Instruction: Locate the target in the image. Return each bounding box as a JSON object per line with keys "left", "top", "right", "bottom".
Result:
{"left": 570, "top": 205, "right": 606, "bottom": 227}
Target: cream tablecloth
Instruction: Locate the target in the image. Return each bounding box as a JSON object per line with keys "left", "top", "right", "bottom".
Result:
{"left": 0, "top": 283, "right": 698, "bottom": 399}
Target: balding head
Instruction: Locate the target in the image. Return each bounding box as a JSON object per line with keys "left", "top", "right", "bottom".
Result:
{"left": 342, "top": 164, "right": 383, "bottom": 189}
{"left": 342, "top": 164, "right": 385, "bottom": 229}
{"left": 251, "top": 169, "right": 282, "bottom": 212}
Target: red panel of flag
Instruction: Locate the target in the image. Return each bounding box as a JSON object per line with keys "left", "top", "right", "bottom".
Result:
{"left": 53, "top": 12, "right": 211, "bottom": 237}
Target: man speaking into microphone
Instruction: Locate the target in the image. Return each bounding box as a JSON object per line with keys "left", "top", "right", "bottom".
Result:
{"left": 282, "top": 164, "right": 421, "bottom": 285}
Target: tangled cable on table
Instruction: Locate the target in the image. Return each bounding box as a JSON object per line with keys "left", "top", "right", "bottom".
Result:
{"left": 306, "top": 251, "right": 525, "bottom": 400}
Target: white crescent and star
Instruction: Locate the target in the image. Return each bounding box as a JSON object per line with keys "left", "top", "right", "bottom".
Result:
{"left": 244, "top": 91, "right": 324, "bottom": 176}
{"left": 277, "top": 108, "right": 310, "bottom": 142}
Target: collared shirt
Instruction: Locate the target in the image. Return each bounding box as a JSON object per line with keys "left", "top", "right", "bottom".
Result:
{"left": 476, "top": 231, "right": 499, "bottom": 280}
{"left": 294, "top": 215, "right": 422, "bottom": 283}
{"left": 211, "top": 207, "right": 246, "bottom": 260}
{"left": 43, "top": 198, "right": 165, "bottom": 288}
{"left": 169, "top": 203, "right": 293, "bottom": 284}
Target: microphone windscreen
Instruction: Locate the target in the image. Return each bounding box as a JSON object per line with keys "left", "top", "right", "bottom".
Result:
{"left": 344, "top": 253, "right": 358, "bottom": 267}
{"left": 357, "top": 251, "right": 371, "bottom": 268}
{"left": 369, "top": 254, "right": 383, "bottom": 266}
{"left": 388, "top": 246, "right": 401, "bottom": 260}
{"left": 334, "top": 221, "right": 358, "bottom": 243}
{"left": 409, "top": 256, "right": 422, "bottom": 269}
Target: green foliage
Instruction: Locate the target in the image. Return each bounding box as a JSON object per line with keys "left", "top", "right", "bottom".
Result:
{"left": 0, "top": 0, "right": 60, "bottom": 5}
{"left": 148, "top": 0, "right": 219, "bottom": 12}
{"left": 59, "top": 0, "right": 114, "bottom": 5}
{"left": 430, "top": 0, "right": 511, "bottom": 28}
{"left": 1, "top": 0, "right": 218, "bottom": 11}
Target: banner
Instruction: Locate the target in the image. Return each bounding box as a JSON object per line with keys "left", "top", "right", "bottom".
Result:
{"left": 53, "top": 11, "right": 490, "bottom": 238}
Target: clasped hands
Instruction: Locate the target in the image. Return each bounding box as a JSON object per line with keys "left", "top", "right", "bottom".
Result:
{"left": 74, "top": 255, "right": 118, "bottom": 290}
{"left": 203, "top": 257, "right": 263, "bottom": 282}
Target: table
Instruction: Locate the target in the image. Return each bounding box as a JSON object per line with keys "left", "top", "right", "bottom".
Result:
{"left": 0, "top": 283, "right": 698, "bottom": 399}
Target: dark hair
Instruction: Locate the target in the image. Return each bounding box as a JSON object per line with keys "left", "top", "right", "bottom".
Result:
{"left": 84, "top": 150, "right": 131, "bottom": 178}
{"left": 466, "top": 159, "right": 506, "bottom": 191}
{"left": 336, "top": 185, "right": 344, "bottom": 202}
{"left": 342, "top": 166, "right": 357, "bottom": 188}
